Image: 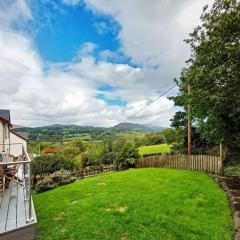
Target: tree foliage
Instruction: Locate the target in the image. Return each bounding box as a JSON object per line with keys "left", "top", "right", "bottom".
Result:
{"left": 112, "top": 138, "right": 140, "bottom": 170}
{"left": 172, "top": 0, "right": 240, "bottom": 153}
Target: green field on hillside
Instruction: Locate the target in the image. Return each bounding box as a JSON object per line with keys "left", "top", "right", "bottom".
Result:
{"left": 138, "top": 143, "right": 171, "bottom": 156}
{"left": 34, "top": 169, "right": 232, "bottom": 240}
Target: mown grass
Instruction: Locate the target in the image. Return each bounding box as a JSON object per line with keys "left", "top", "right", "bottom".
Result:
{"left": 34, "top": 169, "right": 233, "bottom": 240}
{"left": 138, "top": 143, "right": 171, "bottom": 156}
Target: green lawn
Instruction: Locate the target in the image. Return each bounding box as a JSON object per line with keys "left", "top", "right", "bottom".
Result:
{"left": 34, "top": 169, "right": 232, "bottom": 240}
{"left": 138, "top": 143, "right": 171, "bottom": 156}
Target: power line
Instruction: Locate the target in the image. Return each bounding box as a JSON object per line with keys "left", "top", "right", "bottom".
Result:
{"left": 122, "top": 83, "right": 177, "bottom": 123}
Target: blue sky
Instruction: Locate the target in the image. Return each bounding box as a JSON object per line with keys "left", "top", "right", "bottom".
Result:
{"left": 29, "top": 0, "right": 121, "bottom": 63}
{"left": 0, "top": 0, "right": 210, "bottom": 126}
{"left": 26, "top": 0, "right": 132, "bottom": 107}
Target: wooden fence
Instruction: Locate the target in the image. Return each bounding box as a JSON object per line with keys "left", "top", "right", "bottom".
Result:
{"left": 70, "top": 165, "right": 116, "bottom": 178}
{"left": 32, "top": 165, "right": 116, "bottom": 186}
{"left": 136, "top": 155, "right": 222, "bottom": 174}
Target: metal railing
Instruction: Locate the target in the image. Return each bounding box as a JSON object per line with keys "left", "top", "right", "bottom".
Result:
{"left": 0, "top": 143, "right": 34, "bottom": 223}
{"left": 0, "top": 142, "right": 24, "bottom": 157}
{"left": 22, "top": 145, "right": 34, "bottom": 223}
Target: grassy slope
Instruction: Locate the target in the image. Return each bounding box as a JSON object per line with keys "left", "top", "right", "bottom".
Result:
{"left": 34, "top": 169, "right": 232, "bottom": 240}
{"left": 138, "top": 143, "right": 171, "bottom": 156}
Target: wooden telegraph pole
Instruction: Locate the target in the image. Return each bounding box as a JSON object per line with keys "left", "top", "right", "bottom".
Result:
{"left": 219, "top": 141, "right": 223, "bottom": 159}
{"left": 188, "top": 84, "right": 192, "bottom": 156}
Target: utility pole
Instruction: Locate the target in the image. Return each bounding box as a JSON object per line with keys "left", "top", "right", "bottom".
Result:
{"left": 188, "top": 84, "right": 192, "bottom": 156}
{"left": 219, "top": 141, "right": 223, "bottom": 159}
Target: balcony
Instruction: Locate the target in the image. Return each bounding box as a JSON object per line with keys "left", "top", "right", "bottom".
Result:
{"left": 0, "top": 144, "right": 37, "bottom": 240}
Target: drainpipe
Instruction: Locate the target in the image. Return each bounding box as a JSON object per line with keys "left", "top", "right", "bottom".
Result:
{"left": 2, "top": 124, "right": 5, "bottom": 152}
{"left": 8, "top": 123, "right": 10, "bottom": 155}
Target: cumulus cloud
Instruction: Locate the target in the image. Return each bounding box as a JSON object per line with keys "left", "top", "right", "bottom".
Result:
{"left": 0, "top": 0, "right": 212, "bottom": 127}
{"left": 84, "top": 0, "right": 212, "bottom": 66}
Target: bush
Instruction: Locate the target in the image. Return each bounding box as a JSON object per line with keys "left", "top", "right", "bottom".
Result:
{"left": 86, "top": 142, "right": 108, "bottom": 166}
{"left": 118, "top": 158, "right": 136, "bottom": 170}
{"left": 35, "top": 169, "right": 76, "bottom": 193}
{"left": 35, "top": 177, "right": 58, "bottom": 193}
{"left": 51, "top": 169, "right": 75, "bottom": 185}
{"left": 141, "top": 132, "right": 164, "bottom": 146}
{"left": 113, "top": 138, "right": 139, "bottom": 170}
{"left": 31, "top": 154, "right": 80, "bottom": 176}
{"left": 224, "top": 165, "right": 240, "bottom": 176}
{"left": 223, "top": 155, "right": 240, "bottom": 176}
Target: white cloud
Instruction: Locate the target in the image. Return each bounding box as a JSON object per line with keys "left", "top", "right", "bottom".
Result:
{"left": 0, "top": 0, "right": 212, "bottom": 127}
{"left": 75, "top": 42, "right": 97, "bottom": 58}
{"left": 94, "top": 21, "right": 110, "bottom": 34}
{"left": 0, "top": 0, "right": 32, "bottom": 26}
{"left": 62, "top": 0, "right": 81, "bottom": 6}
{"left": 84, "top": 0, "right": 212, "bottom": 66}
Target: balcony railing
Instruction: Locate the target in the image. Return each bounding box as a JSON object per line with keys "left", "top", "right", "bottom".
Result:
{"left": 0, "top": 143, "right": 37, "bottom": 237}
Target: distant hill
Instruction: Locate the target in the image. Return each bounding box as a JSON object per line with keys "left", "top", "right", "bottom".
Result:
{"left": 32, "top": 124, "right": 101, "bottom": 130}
{"left": 14, "top": 123, "right": 165, "bottom": 141}
{"left": 15, "top": 124, "right": 106, "bottom": 133}
{"left": 14, "top": 124, "right": 108, "bottom": 141}
{"left": 113, "top": 123, "right": 164, "bottom": 132}
{"left": 16, "top": 123, "right": 164, "bottom": 132}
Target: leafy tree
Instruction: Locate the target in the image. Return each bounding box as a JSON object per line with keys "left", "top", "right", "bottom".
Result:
{"left": 42, "top": 147, "right": 56, "bottom": 154}
{"left": 170, "top": 111, "right": 216, "bottom": 154}
{"left": 79, "top": 152, "right": 88, "bottom": 167}
{"left": 31, "top": 141, "right": 85, "bottom": 175}
{"left": 61, "top": 146, "right": 82, "bottom": 159}
{"left": 161, "top": 128, "right": 177, "bottom": 144}
{"left": 141, "top": 132, "right": 164, "bottom": 146}
{"left": 38, "top": 141, "right": 54, "bottom": 152}
{"left": 170, "top": 111, "right": 187, "bottom": 129}
{"left": 112, "top": 138, "right": 140, "bottom": 170}
{"left": 67, "top": 139, "right": 85, "bottom": 152}
{"left": 31, "top": 154, "right": 76, "bottom": 176}
{"left": 86, "top": 142, "right": 108, "bottom": 166}
{"left": 172, "top": 0, "right": 240, "bottom": 154}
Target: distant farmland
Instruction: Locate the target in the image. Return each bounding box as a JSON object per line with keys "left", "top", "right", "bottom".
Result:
{"left": 138, "top": 143, "right": 171, "bottom": 156}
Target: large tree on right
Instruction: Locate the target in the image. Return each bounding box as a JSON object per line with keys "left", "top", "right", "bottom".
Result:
{"left": 172, "top": 0, "right": 240, "bottom": 154}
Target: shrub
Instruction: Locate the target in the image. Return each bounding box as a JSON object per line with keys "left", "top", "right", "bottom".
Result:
{"left": 113, "top": 138, "right": 139, "bottom": 170}
{"left": 42, "top": 147, "right": 56, "bottom": 154}
{"left": 35, "top": 177, "right": 58, "bottom": 193}
{"left": 35, "top": 169, "right": 76, "bottom": 193}
{"left": 224, "top": 165, "right": 240, "bottom": 176}
{"left": 141, "top": 132, "right": 165, "bottom": 146}
{"left": 31, "top": 154, "right": 80, "bottom": 176}
{"left": 51, "top": 169, "right": 76, "bottom": 185}
{"left": 223, "top": 155, "right": 240, "bottom": 176}
{"left": 118, "top": 158, "right": 136, "bottom": 170}
{"left": 86, "top": 142, "right": 108, "bottom": 166}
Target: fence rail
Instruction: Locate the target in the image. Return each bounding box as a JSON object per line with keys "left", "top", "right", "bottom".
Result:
{"left": 136, "top": 155, "right": 222, "bottom": 174}
{"left": 31, "top": 165, "right": 116, "bottom": 186}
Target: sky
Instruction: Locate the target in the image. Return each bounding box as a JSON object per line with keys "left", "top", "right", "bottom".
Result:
{"left": 0, "top": 0, "right": 212, "bottom": 127}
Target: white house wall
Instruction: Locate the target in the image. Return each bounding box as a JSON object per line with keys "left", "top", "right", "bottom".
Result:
{"left": 0, "top": 122, "right": 10, "bottom": 154}
{"left": 9, "top": 132, "right": 27, "bottom": 157}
